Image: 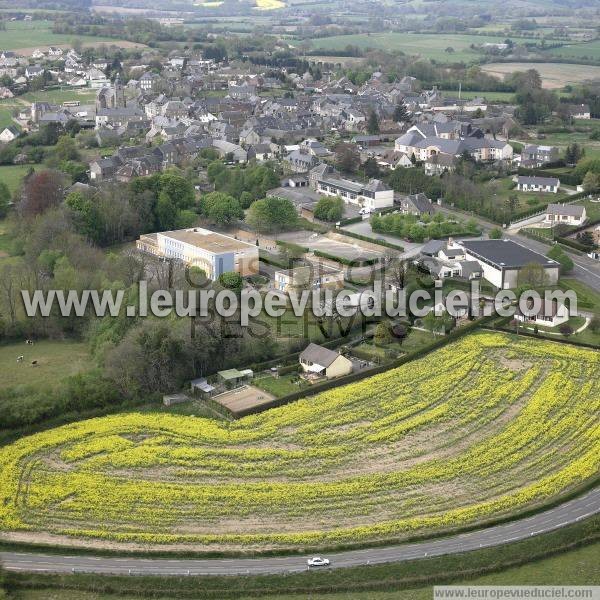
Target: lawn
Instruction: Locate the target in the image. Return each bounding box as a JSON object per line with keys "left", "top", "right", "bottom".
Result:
{"left": 491, "top": 176, "right": 570, "bottom": 213}
{"left": 0, "top": 165, "right": 35, "bottom": 194}
{"left": 0, "top": 98, "right": 24, "bottom": 130}
{"left": 521, "top": 128, "right": 600, "bottom": 161}
{"left": 559, "top": 278, "right": 600, "bottom": 314}
{"left": 0, "top": 339, "right": 91, "bottom": 390}
{"left": 253, "top": 372, "right": 310, "bottom": 396}
{"left": 351, "top": 328, "right": 433, "bottom": 362}
{"left": 580, "top": 199, "right": 600, "bottom": 221}
{"left": 306, "top": 32, "right": 540, "bottom": 63}
{"left": 22, "top": 88, "right": 98, "bottom": 105}
{"left": 1, "top": 332, "right": 597, "bottom": 552}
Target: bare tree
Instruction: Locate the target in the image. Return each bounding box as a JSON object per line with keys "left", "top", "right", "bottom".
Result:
{"left": 386, "top": 258, "right": 410, "bottom": 291}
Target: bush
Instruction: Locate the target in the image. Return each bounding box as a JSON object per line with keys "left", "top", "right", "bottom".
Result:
{"left": 547, "top": 245, "right": 574, "bottom": 274}
{"left": 559, "top": 323, "right": 573, "bottom": 337}
{"left": 0, "top": 371, "right": 122, "bottom": 431}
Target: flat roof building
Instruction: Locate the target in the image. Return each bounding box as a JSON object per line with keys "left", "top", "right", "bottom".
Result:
{"left": 137, "top": 227, "right": 259, "bottom": 279}
{"left": 460, "top": 239, "right": 560, "bottom": 289}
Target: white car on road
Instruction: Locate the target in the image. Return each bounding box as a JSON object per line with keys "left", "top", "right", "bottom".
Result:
{"left": 307, "top": 556, "right": 330, "bottom": 567}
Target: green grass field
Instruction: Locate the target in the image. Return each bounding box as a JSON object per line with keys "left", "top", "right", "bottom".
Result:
{"left": 22, "top": 88, "right": 97, "bottom": 105}
{"left": 0, "top": 20, "right": 142, "bottom": 51}
{"left": 254, "top": 372, "right": 310, "bottom": 396}
{"left": 0, "top": 339, "right": 90, "bottom": 389}
{"left": 306, "top": 32, "right": 540, "bottom": 63}
{"left": 0, "top": 219, "right": 10, "bottom": 257}
{"left": 492, "top": 176, "right": 570, "bottom": 212}
{"left": 6, "top": 541, "right": 600, "bottom": 599}
{"left": 548, "top": 40, "right": 600, "bottom": 61}
{"left": 0, "top": 165, "right": 35, "bottom": 194}
{"left": 0, "top": 99, "right": 24, "bottom": 130}
{"left": 560, "top": 278, "right": 600, "bottom": 314}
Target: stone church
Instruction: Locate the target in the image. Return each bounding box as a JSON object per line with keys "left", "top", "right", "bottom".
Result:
{"left": 95, "top": 74, "right": 126, "bottom": 110}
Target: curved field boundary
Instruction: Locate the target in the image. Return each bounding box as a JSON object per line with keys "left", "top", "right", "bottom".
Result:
{"left": 1, "top": 486, "right": 599, "bottom": 575}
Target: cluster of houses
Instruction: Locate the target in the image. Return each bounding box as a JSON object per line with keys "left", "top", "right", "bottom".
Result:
{"left": 413, "top": 237, "right": 560, "bottom": 290}
{"left": 393, "top": 121, "right": 514, "bottom": 175}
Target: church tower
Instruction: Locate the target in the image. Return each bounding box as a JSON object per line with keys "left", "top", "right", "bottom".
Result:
{"left": 114, "top": 73, "right": 126, "bottom": 108}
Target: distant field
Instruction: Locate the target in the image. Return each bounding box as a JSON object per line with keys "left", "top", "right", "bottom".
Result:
{"left": 306, "top": 33, "right": 540, "bottom": 63}
{"left": 482, "top": 62, "right": 600, "bottom": 88}
{"left": 255, "top": 0, "right": 285, "bottom": 8}
{"left": 0, "top": 20, "right": 145, "bottom": 52}
{"left": 0, "top": 165, "right": 35, "bottom": 194}
{"left": 548, "top": 40, "right": 600, "bottom": 61}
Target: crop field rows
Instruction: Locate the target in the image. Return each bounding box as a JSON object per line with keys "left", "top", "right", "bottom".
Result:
{"left": 0, "top": 333, "right": 598, "bottom": 551}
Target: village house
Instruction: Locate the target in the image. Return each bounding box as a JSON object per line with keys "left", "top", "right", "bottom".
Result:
{"left": 515, "top": 299, "right": 570, "bottom": 329}
{"left": 273, "top": 265, "right": 345, "bottom": 293}
{"left": 521, "top": 145, "right": 559, "bottom": 168}
{"left": 299, "top": 343, "right": 353, "bottom": 379}
{"left": 517, "top": 176, "right": 560, "bottom": 194}
{"left": 311, "top": 164, "right": 394, "bottom": 211}
{"left": 0, "top": 125, "right": 19, "bottom": 143}
{"left": 394, "top": 122, "right": 512, "bottom": 163}
{"left": 396, "top": 192, "right": 433, "bottom": 216}
{"left": 544, "top": 203, "right": 587, "bottom": 226}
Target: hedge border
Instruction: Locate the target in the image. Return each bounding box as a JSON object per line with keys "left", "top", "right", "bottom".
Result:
{"left": 233, "top": 316, "right": 497, "bottom": 418}
{"left": 338, "top": 228, "right": 405, "bottom": 251}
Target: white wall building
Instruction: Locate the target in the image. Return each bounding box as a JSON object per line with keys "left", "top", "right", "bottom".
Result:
{"left": 460, "top": 239, "right": 560, "bottom": 289}
{"left": 316, "top": 175, "right": 394, "bottom": 210}
{"left": 136, "top": 228, "right": 259, "bottom": 280}
{"left": 544, "top": 203, "right": 587, "bottom": 226}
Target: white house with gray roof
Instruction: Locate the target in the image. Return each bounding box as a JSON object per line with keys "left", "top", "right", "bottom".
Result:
{"left": 544, "top": 203, "right": 587, "bottom": 226}
{"left": 299, "top": 343, "right": 353, "bottom": 379}
{"left": 315, "top": 171, "right": 394, "bottom": 210}
{"left": 517, "top": 176, "right": 560, "bottom": 194}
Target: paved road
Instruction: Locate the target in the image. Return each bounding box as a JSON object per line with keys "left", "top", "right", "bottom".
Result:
{"left": 2, "top": 487, "right": 598, "bottom": 576}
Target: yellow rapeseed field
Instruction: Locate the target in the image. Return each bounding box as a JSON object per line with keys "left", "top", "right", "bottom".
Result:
{"left": 0, "top": 332, "right": 598, "bottom": 551}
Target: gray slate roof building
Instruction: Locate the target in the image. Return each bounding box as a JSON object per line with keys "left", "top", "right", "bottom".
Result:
{"left": 517, "top": 176, "right": 560, "bottom": 187}
{"left": 546, "top": 203, "right": 585, "bottom": 218}
{"left": 460, "top": 240, "right": 559, "bottom": 269}
{"left": 299, "top": 343, "right": 342, "bottom": 369}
